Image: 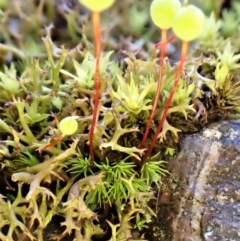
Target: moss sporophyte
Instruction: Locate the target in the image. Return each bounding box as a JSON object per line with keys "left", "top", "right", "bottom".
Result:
{"left": 2, "top": 0, "right": 240, "bottom": 240}
{"left": 140, "top": 0, "right": 181, "bottom": 150}
{"left": 79, "top": 0, "right": 116, "bottom": 165}
{"left": 141, "top": 3, "right": 205, "bottom": 166}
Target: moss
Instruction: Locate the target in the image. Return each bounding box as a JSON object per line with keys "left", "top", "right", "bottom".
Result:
{"left": 0, "top": 0, "right": 239, "bottom": 240}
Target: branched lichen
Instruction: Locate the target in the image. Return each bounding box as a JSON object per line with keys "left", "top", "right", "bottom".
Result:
{"left": 60, "top": 172, "right": 104, "bottom": 237}
{"left": 0, "top": 0, "right": 240, "bottom": 240}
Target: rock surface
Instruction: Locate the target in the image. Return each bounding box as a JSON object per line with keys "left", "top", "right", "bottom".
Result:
{"left": 146, "top": 120, "right": 240, "bottom": 241}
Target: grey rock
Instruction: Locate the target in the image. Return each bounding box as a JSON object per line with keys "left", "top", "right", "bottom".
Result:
{"left": 146, "top": 120, "right": 240, "bottom": 241}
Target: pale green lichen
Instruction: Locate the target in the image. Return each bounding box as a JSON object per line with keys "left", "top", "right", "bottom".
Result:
{"left": 0, "top": 0, "right": 239, "bottom": 240}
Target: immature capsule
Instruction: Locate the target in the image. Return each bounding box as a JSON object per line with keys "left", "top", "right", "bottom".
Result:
{"left": 172, "top": 5, "right": 206, "bottom": 41}
{"left": 59, "top": 116, "right": 78, "bottom": 136}
{"left": 150, "top": 0, "right": 181, "bottom": 29}
{"left": 79, "top": 0, "right": 116, "bottom": 12}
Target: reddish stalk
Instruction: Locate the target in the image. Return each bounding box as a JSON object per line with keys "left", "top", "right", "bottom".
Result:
{"left": 39, "top": 135, "right": 64, "bottom": 156}
{"left": 89, "top": 11, "right": 101, "bottom": 166}
{"left": 140, "top": 40, "right": 189, "bottom": 168}
{"left": 139, "top": 29, "right": 167, "bottom": 149}
{"left": 155, "top": 35, "right": 175, "bottom": 49}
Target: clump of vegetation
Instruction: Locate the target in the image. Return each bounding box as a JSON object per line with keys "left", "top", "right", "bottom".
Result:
{"left": 0, "top": 0, "right": 240, "bottom": 240}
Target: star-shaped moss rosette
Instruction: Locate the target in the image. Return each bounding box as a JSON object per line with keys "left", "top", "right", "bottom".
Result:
{"left": 111, "top": 73, "right": 154, "bottom": 115}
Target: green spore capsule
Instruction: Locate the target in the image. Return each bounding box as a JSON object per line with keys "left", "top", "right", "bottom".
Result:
{"left": 150, "top": 0, "right": 181, "bottom": 29}
{"left": 172, "top": 5, "right": 206, "bottom": 41}
{"left": 59, "top": 116, "right": 78, "bottom": 135}
{"left": 80, "top": 0, "right": 116, "bottom": 12}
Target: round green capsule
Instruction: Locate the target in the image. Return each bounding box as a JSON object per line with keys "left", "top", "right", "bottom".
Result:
{"left": 59, "top": 116, "right": 78, "bottom": 135}
{"left": 172, "top": 5, "right": 206, "bottom": 41}
{"left": 79, "top": 0, "right": 116, "bottom": 12}
{"left": 150, "top": 0, "right": 181, "bottom": 29}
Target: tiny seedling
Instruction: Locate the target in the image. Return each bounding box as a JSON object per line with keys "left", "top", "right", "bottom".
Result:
{"left": 79, "top": 0, "right": 116, "bottom": 165}
{"left": 141, "top": 4, "right": 205, "bottom": 166}
{"left": 140, "top": 0, "right": 181, "bottom": 149}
